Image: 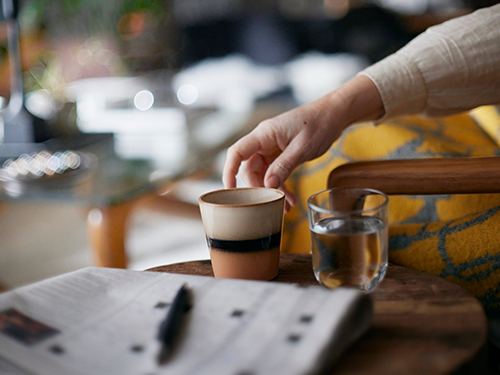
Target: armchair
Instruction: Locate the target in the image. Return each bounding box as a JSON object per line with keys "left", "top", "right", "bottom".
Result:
{"left": 328, "top": 156, "right": 500, "bottom": 366}
{"left": 281, "top": 106, "right": 500, "bottom": 312}
{"left": 328, "top": 156, "right": 500, "bottom": 309}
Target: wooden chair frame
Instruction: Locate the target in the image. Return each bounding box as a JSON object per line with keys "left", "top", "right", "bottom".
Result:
{"left": 328, "top": 157, "right": 500, "bottom": 195}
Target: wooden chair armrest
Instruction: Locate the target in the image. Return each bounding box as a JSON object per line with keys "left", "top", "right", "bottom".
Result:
{"left": 328, "top": 157, "right": 500, "bottom": 195}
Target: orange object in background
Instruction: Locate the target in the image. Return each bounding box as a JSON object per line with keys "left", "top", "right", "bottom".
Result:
{"left": 0, "top": 23, "right": 45, "bottom": 99}
{"left": 117, "top": 12, "right": 146, "bottom": 41}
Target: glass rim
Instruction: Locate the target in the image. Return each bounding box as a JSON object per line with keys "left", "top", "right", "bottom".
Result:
{"left": 307, "top": 187, "right": 389, "bottom": 215}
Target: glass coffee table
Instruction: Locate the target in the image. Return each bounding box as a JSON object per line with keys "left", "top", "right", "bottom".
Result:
{"left": 0, "top": 102, "right": 290, "bottom": 269}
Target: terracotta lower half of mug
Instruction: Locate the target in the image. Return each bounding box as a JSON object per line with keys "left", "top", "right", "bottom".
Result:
{"left": 210, "top": 247, "right": 280, "bottom": 281}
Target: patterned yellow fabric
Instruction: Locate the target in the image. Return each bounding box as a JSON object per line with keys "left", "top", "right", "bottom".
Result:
{"left": 471, "top": 105, "right": 500, "bottom": 146}
{"left": 282, "top": 105, "right": 500, "bottom": 311}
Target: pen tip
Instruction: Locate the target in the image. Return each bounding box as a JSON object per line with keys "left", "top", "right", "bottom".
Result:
{"left": 157, "top": 346, "right": 171, "bottom": 365}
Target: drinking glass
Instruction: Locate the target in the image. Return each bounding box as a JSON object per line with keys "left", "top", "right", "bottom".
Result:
{"left": 308, "top": 187, "right": 388, "bottom": 292}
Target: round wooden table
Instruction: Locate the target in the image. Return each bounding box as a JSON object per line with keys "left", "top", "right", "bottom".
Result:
{"left": 148, "top": 254, "right": 488, "bottom": 375}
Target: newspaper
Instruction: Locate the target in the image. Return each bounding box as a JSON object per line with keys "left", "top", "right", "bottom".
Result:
{"left": 0, "top": 267, "right": 372, "bottom": 375}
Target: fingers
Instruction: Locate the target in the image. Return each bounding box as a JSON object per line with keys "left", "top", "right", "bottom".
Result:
{"left": 223, "top": 135, "right": 262, "bottom": 188}
{"left": 222, "top": 147, "right": 243, "bottom": 188}
{"left": 263, "top": 138, "right": 305, "bottom": 191}
{"left": 239, "top": 153, "right": 266, "bottom": 187}
{"left": 279, "top": 184, "right": 297, "bottom": 213}
{"left": 223, "top": 124, "right": 305, "bottom": 204}
{"left": 280, "top": 184, "right": 297, "bottom": 207}
{"left": 226, "top": 146, "right": 298, "bottom": 211}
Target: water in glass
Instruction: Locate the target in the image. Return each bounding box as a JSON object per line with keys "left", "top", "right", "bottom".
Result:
{"left": 311, "top": 216, "right": 387, "bottom": 292}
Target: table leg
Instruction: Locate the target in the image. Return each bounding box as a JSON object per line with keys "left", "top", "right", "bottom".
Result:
{"left": 85, "top": 190, "right": 200, "bottom": 269}
{"left": 0, "top": 203, "right": 8, "bottom": 291}
{"left": 86, "top": 202, "right": 134, "bottom": 268}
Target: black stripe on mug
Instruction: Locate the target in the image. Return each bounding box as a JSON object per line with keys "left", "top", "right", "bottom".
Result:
{"left": 207, "top": 232, "right": 281, "bottom": 253}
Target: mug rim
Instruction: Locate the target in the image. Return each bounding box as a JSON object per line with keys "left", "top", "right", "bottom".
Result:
{"left": 308, "top": 187, "right": 388, "bottom": 215}
{"left": 199, "top": 187, "right": 285, "bottom": 208}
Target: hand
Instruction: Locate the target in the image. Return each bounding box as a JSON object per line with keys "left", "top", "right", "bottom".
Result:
{"left": 223, "top": 96, "right": 346, "bottom": 209}
{"left": 222, "top": 75, "right": 384, "bottom": 208}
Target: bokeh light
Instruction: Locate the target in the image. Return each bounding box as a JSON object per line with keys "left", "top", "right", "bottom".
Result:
{"left": 2, "top": 151, "right": 83, "bottom": 179}
{"left": 176, "top": 84, "right": 198, "bottom": 105}
{"left": 134, "top": 90, "right": 155, "bottom": 111}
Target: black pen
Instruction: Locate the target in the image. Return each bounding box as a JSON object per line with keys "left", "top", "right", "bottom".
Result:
{"left": 156, "top": 283, "right": 192, "bottom": 365}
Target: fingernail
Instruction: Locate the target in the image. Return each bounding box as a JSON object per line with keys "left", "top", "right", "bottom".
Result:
{"left": 266, "top": 175, "right": 281, "bottom": 189}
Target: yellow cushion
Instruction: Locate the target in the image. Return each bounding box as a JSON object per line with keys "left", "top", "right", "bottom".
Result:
{"left": 282, "top": 106, "right": 500, "bottom": 311}
{"left": 389, "top": 207, "right": 500, "bottom": 311}
{"left": 470, "top": 105, "right": 500, "bottom": 146}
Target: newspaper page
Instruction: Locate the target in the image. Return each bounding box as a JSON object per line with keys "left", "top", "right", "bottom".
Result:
{"left": 0, "top": 267, "right": 372, "bottom": 375}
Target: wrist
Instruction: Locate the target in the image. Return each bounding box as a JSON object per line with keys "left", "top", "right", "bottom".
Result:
{"left": 330, "top": 75, "right": 385, "bottom": 126}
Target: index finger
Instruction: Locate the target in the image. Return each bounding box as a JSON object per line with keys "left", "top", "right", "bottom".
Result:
{"left": 223, "top": 134, "right": 262, "bottom": 188}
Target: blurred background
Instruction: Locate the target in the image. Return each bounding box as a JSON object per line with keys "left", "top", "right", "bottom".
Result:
{"left": 0, "top": 0, "right": 496, "bottom": 289}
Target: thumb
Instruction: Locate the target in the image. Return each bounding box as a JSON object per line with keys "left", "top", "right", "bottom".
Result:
{"left": 264, "top": 144, "right": 304, "bottom": 189}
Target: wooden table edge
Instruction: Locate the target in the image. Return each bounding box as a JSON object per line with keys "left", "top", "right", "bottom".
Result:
{"left": 147, "top": 253, "right": 488, "bottom": 375}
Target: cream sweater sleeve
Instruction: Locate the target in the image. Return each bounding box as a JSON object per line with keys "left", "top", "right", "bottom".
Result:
{"left": 359, "top": 4, "right": 500, "bottom": 119}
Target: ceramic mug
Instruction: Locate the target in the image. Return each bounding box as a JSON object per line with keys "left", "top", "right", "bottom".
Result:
{"left": 198, "top": 187, "right": 286, "bottom": 280}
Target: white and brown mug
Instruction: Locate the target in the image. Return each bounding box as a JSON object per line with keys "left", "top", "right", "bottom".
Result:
{"left": 198, "top": 187, "right": 285, "bottom": 281}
